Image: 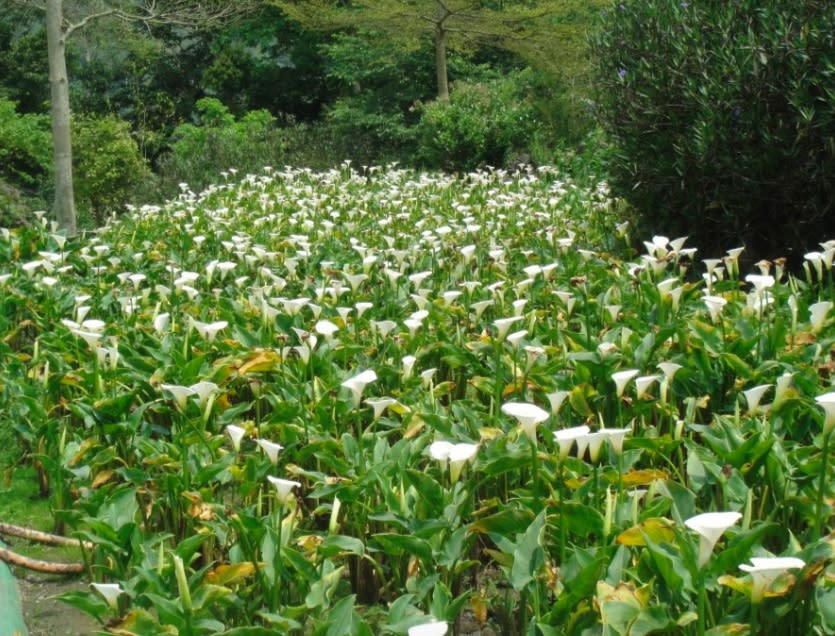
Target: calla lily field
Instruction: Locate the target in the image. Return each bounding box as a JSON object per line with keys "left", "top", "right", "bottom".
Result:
{"left": 2, "top": 164, "right": 835, "bottom": 635}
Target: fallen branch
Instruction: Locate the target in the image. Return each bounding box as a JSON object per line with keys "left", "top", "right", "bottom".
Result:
{"left": 0, "top": 546, "right": 83, "bottom": 574}
{"left": 0, "top": 523, "right": 93, "bottom": 549}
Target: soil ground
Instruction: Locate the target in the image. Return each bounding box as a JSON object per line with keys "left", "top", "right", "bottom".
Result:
{"left": 17, "top": 574, "right": 100, "bottom": 636}
{"left": 0, "top": 465, "right": 99, "bottom": 635}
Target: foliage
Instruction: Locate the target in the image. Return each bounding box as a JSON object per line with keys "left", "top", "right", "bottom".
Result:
{"left": 590, "top": 0, "right": 835, "bottom": 262}
{"left": 72, "top": 114, "right": 153, "bottom": 225}
{"left": 3, "top": 164, "right": 835, "bottom": 633}
{"left": 0, "top": 98, "right": 51, "bottom": 188}
{"left": 158, "top": 98, "right": 284, "bottom": 192}
{"left": 0, "top": 19, "right": 51, "bottom": 114}
{"left": 416, "top": 73, "right": 537, "bottom": 171}
{"left": 201, "top": 5, "right": 334, "bottom": 122}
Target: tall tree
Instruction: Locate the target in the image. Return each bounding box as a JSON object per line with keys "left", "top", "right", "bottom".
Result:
{"left": 9, "top": 0, "right": 258, "bottom": 236}
{"left": 270, "top": 0, "right": 604, "bottom": 101}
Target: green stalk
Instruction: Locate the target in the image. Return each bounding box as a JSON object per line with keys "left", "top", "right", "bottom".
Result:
{"left": 530, "top": 436, "right": 539, "bottom": 497}
{"left": 273, "top": 500, "right": 285, "bottom": 610}
{"left": 814, "top": 430, "right": 831, "bottom": 541}
{"left": 697, "top": 569, "right": 706, "bottom": 636}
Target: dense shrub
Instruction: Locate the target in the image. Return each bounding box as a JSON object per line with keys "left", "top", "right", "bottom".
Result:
{"left": 590, "top": 0, "right": 835, "bottom": 261}
{"left": 72, "top": 114, "right": 153, "bottom": 225}
{"left": 416, "top": 74, "right": 536, "bottom": 171}
{"left": 0, "top": 98, "right": 50, "bottom": 188}
{"left": 158, "top": 98, "right": 285, "bottom": 192}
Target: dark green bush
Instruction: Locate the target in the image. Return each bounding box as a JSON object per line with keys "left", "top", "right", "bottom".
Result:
{"left": 158, "top": 98, "right": 285, "bottom": 192}
{"left": 72, "top": 114, "right": 153, "bottom": 225}
{"left": 416, "top": 73, "right": 537, "bottom": 171}
{"left": 0, "top": 98, "right": 50, "bottom": 188}
{"left": 590, "top": 0, "right": 835, "bottom": 261}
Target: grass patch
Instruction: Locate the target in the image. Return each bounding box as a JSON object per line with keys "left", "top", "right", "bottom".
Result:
{"left": 0, "top": 465, "right": 79, "bottom": 563}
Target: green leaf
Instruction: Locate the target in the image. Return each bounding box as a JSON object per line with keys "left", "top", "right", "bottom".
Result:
{"left": 510, "top": 509, "right": 546, "bottom": 592}
{"left": 319, "top": 534, "right": 365, "bottom": 558}
{"left": 372, "top": 533, "right": 433, "bottom": 566}
{"left": 53, "top": 590, "right": 110, "bottom": 622}
{"left": 325, "top": 594, "right": 355, "bottom": 636}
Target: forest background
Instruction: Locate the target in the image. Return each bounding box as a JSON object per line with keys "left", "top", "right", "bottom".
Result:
{"left": 0, "top": 0, "right": 605, "bottom": 228}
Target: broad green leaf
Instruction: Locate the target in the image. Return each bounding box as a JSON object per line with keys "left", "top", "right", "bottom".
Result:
{"left": 325, "top": 594, "right": 355, "bottom": 636}
{"left": 53, "top": 590, "right": 109, "bottom": 622}
{"left": 510, "top": 509, "right": 546, "bottom": 591}
{"left": 372, "top": 533, "right": 433, "bottom": 566}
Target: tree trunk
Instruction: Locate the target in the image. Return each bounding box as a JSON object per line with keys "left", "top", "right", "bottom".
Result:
{"left": 435, "top": 24, "right": 449, "bottom": 101}
{"left": 46, "top": 0, "right": 77, "bottom": 236}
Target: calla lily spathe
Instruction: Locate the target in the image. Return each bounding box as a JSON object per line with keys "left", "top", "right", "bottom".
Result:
{"left": 91, "top": 582, "right": 124, "bottom": 610}
{"left": 267, "top": 476, "right": 301, "bottom": 504}
{"left": 684, "top": 511, "right": 741, "bottom": 568}
{"left": 740, "top": 556, "right": 805, "bottom": 603}
{"left": 256, "top": 439, "right": 283, "bottom": 465}
{"left": 341, "top": 369, "right": 378, "bottom": 408}
{"left": 408, "top": 620, "right": 448, "bottom": 636}
{"left": 501, "top": 402, "right": 549, "bottom": 442}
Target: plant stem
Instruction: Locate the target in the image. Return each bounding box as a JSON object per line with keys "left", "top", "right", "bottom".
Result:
{"left": 815, "top": 430, "right": 831, "bottom": 541}
{"left": 697, "top": 568, "right": 706, "bottom": 636}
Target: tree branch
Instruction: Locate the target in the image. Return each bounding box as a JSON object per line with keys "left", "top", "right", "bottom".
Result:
{"left": 0, "top": 545, "right": 84, "bottom": 574}
{"left": 54, "top": 1, "right": 260, "bottom": 39}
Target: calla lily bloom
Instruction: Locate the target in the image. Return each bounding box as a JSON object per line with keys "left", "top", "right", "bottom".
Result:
{"left": 493, "top": 316, "right": 524, "bottom": 341}
{"left": 634, "top": 375, "right": 659, "bottom": 399}
{"left": 190, "top": 381, "right": 218, "bottom": 408}
{"left": 773, "top": 372, "right": 793, "bottom": 408}
{"left": 703, "top": 295, "right": 727, "bottom": 322}
{"left": 740, "top": 556, "right": 805, "bottom": 604}
{"left": 501, "top": 402, "right": 549, "bottom": 441}
{"left": 257, "top": 439, "right": 283, "bottom": 465}
{"left": 745, "top": 274, "right": 775, "bottom": 292}
{"left": 553, "top": 426, "right": 591, "bottom": 460}
{"left": 401, "top": 355, "right": 417, "bottom": 380}
{"left": 657, "top": 362, "right": 682, "bottom": 382}
{"left": 91, "top": 582, "right": 124, "bottom": 610}
{"left": 815, "top": 392, "right": 835, "bottom": 434}
{"left": 809, "top": 300, "right": 832, "bottom": 333}
{"left": 161, "top": 384, "right": 196, "bottom": 410}
{"left": 408, "top": 621, "right": 448, "bottom": 636}
{"left": 602, "top": 427, "right": 631, "bottom": 456}
{"left": 341, "top": 369, "right": 378, "bottom": 408}
{"left": 315, "top": 319, "right": 339, "bottom": 339}
{"left": 192, "top": 319, "right": 228, "bottom": 342}
{"left": 153, "top": 312, "right": 170, "bottom": 335}
{"left": 429, "top": 441, "right": 454, "bottom": 465}
{"left": 226, "top": 424, "right": 247, "bottom": 452}
{"left": 742, "top": 384, "right": 771, "bottom": 415}
{"left": 365, "top": 397, "right": 397, "bottom": 420}
{"left": 546, "top": 390, "right": 569, "bottom": 415}
{"left": 447, "top": 442, "right": 478, "bottom": 473}
{"left": 267, "top": 476, "right": 301, "bottom": 504}
{"left": 611, "top": 369, "right": 639, "bottom": 397}
{"left": 684, "top": 511, "right": 741, "bottom": 568}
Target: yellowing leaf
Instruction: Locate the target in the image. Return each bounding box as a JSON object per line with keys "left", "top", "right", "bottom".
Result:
{"left": 69, "top": 437, "right": 99, "bottom": 467}
{"left": 205, "top": 562, "right": 257, "bottom": 586}
{"left": 717, "top": 574, "right": 752, "bottom": 596}
{"left": 478, "top": 427, "right": 503, "bottom": 442}
{"left": 403, "top": 416, "right": 425, "bottom": 439}
{"left": 238, "top": 349, "right": 282, "bottom": 376}
{"left": 616, "top": 518, "right": 676, "bottom": 546}
{"left": 622, "top": 469, "right": 668, "bottom": 487}
{"left": 92, "top": 469, "right": 115, "bottom": 489}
